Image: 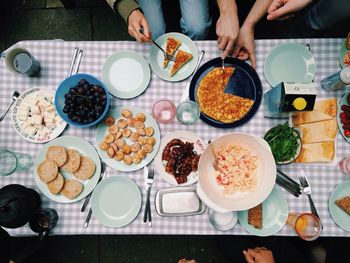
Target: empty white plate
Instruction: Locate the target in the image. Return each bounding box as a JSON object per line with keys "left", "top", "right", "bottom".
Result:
{"left": 102, "top": 50, "right": 151, "bottom": 99}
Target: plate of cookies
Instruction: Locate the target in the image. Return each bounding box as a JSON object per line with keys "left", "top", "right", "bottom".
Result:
{"left": 95, "top": 106, "right": 160, "bottom": 171}
{"left": 34, "top": 136, "right": 101, "bottom": 203}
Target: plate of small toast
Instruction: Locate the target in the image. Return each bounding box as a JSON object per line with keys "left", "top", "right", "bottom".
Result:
{"left": 329, "top": 180, "right": 350, "bottom": 232}
{"left": 149, "top": 32, "right": 198, "bottom": 82}
{"left": 34, "top": 136, "right": 101, "bottom": 203}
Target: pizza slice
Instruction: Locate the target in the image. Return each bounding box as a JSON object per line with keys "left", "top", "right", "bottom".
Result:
{"left": 163, "top": 37, "right": 181, "bottom": 68}
{"left": 170, "top": 50, "right": 193, "bottom": 76}
{"left": 248, "top": 203, "right": 263, "bottom": 229}
{"left": 335, "top": 196, "right": 350, "bottom": 215}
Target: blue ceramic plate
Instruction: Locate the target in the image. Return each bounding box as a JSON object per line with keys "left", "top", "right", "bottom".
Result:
{"left": 95, "top": 106, "right": 160, "bottom": 172}
{"left": 339, "top": 40, "right": 349, "bottom": 68}
{"left": 264, "top": 43, "right": 316, "bottom": 87}
{"left": 91, "top": 176, "right": 141, "bottom": 227}
{"left": 337, "top": 92, "right": 350, "bottom": 143}
{"left": 55, "top": 73, "right": 110, "bottom": 128}
{"left": 329, "top": 180, "right": 350, "bottom": 232}
{"left": 150, "top": 32, "right": 198, "bottom": 82}
{"left": 189, "top": 57, "right": 262, "bottom": 128}
{"left": 238, "top": 187, "right": 289, "bottom": 236}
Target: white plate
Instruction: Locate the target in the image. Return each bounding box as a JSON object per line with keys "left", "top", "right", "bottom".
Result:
{"left": 34, "top": 136, "right": 101, "bottom": 203}
{"left": 154, "top": 130, "right": 206, "bottom": 186}
{"left": 95, "top": 106, "right": 160, "bottom": 172}
{"left": 102, "top": 50, "right": 150, "bottom": 99}
{"left": 149, "top": 32, "right": 199, "bottom": 82}
{"left": 11, "top": 87, "right": 66, "bottom": 143}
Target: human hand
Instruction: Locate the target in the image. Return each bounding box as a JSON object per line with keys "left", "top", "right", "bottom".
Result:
{"left": 243, "top": 247, "right": 275, "bottom": 263}
{"left": 127, "top": 9, "right": 151, "bottom": 42}
{"left": 267, "top": 0, "right": 312, "bottom": 21}
{"left": 216, "top": 12, "right": 239, "bottom": 59}
{"left": 232, "top": 24, "right": 256, "bottom": 69}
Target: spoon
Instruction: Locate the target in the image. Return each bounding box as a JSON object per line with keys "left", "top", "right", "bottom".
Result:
{"left": 0, "top": 91, "right": 20, "bottom": 122}
{"left": 208, "top": 140, "right": 219, "bottom": 170}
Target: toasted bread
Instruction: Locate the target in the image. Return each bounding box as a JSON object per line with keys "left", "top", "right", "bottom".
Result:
{"left": 170, "top": 50, "right": 193, "bottom": 76}
{"left": 248, "top": 204, "right": 262, "bottom": 229}
{"left": 47, "top": 172, "right": 64, "bottom": 194}
{"left": 61, "top": 149, "right": 81, "bottom": 173}
{"left": 46, "top": 146, "right": 67, "bottom": 167}
{"left": 37, "top": 160, "right": 58, "bottom": 183}
{"left": 163, "top": 37, "right": 181, "bottom": 68}
{"left": 295, "top": 141, "right": 335, "bottom": 163}
{"left": 296, "top": 119, "right": 337, "bottom": 144}
{"left": 73, "top": 156, "right": 96, "bottom": 180}
{"left": 61, "top": 179, "right": 83, "bottom": 199}
{"left": 335, "top": 196, "right": 350, "bottom": 215}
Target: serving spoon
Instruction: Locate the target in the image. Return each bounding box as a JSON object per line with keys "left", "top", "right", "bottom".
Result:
{"left": 208, "top": 140, "right": 219, "bottom": 170}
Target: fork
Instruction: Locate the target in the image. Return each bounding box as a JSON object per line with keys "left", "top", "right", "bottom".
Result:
{"left": 221, "top": 58, "right": 225, "bottom": 88}
{"left": 143, "top": 167, "right": 155, "bottom": 227}
{"left": 138, "top": 28, "right": 176, "bottom": 62}
{"left": 0, "top": 91, "right": 20, "bottom": 122}
{"left": 299, "top": 173, "right": 323, "bottom": 229}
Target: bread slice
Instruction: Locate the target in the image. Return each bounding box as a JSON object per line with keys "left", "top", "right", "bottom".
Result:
{"left": 292, "top": 98, "right": 337, "bottom": 125}
{"left": 46, "top": 146, "right": 67, "bottom": 167}
{"left": 248, "top": 204, "right": 262, "bottom": 229}
{"left": 296, "top": 119, "right": 337, "bottom": 144}
{"left": 335, "top": 196, "right": 350, "bottom": 215}
{"left": 73, "top": 156, "right": 96, "bottom": 180}
{"left": 61, "top": 149, "right": 81, "bottom": 173}
{"left": 294, "top": 141, "right": 335, "bottom": 163}
{"left": 37, "top": 160, "right": 58, "bottom": 183}
{"left": 61, "top": 179, "right": 83, "bottom": 199}
{"left": 163, "top": 37, "right": 181, "bottom": 68}
{"left": 170, "top": 50, "right": 193, "bottom": 76}
{"left": 47, "top": 172, "right": 64, "bottom": 194}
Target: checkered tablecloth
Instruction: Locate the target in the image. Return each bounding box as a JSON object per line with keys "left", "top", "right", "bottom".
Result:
{"left": 1, "top": 39, "right": 349, "bottom": 237}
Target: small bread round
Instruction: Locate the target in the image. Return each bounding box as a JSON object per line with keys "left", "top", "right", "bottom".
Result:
{"left": 117, "top": 119, "right": 128, "bottom": 129}
{"left": 122, "top": 109, "right": 132, "bottom": 118}
{"left": 46, "top": 146, "right": 67, "bottom": 167}
{"left": 73, "top": 156, "right": 96, "bottom": 180}
{"left": 61, "top": 149, "right": 81, "bottom": 173}
{"left": 47, "top": 172, "right": 64, "bottom": 194}
{"left": 37, "top": 160, "right": 58, "bottom": 183}
{"left": 61, "top": 179, "right": 83, "bottom": 199}
{"left": 108, "top": 125, "right": 119, "bottom": 134}
{"left": 127, "top": 117, "right": 136, "bottom": 127}
{"left": 135, "top": 121, "right": 145, "bottom": 129}
{"left": 145, "top": 127, "right": 154, "bottom": 137}
{"left": 135, "top": 113, "right": 146, "bottom": 122}
{"left": 123, "top": 155, "right": 132, "bottom": 165}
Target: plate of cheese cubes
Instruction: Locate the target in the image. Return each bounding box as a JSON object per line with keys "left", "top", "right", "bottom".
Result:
{"left": 11, "top": 87, "right": 66, "bottom": 143}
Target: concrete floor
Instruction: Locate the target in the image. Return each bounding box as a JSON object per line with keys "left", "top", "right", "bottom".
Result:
{"left": 1, "top": 1, "right": 349, "bottom": 262}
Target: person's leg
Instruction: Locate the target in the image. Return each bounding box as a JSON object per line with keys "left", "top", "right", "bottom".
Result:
{"left": 179, "top": 0, "right": 212, "bottom": 40}
{"left": 137, "top": 0, "right": 166, "bottom": 39}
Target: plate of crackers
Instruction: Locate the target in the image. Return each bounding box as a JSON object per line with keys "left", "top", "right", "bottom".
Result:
{"left": 34, "top": 136, "right": 101, "bottom": 203}
{"left": 95, "top": 106, "right": 160, "bottom": 172}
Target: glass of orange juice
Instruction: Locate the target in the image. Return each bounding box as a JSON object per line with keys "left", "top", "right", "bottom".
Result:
{"left": 287, "top": 213, "right": 321, "bottom": 241}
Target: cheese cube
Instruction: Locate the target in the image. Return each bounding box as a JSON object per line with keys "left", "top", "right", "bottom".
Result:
{"left": 23, "top": 126, "right": 37, "bottom": 136}
{"left": 32, "top": 115, "right": 43, "bottom": 125}
{"left": 46, "top": 112, "right": 56, "bottom": 119}
{"left": 18, "top": 114, "right": 28, "bottom": 122}
{"left": 46, "top": 106, "right": 56, "bottom": 113}
{"left": 42, "top": 126, "right": 51, "bottom": 134}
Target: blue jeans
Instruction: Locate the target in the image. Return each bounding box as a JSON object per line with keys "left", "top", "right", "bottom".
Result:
{"left": 137, "top": 0, "right": 212, "bottom": 40}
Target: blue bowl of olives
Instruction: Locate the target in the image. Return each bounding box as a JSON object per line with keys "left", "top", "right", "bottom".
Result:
{"left": 55, "top": 73, "right": 110, "bottom": 128}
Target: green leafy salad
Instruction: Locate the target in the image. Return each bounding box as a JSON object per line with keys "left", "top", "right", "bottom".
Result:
{"left": 264, "top": 122, "right": 301, "bottom": 164}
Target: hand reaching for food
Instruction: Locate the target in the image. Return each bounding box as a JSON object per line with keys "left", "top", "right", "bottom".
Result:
{"left": 267, "top": 0, "right": 312, "bottom": 21}
{"left": 243, "top": 247, "right": 275, "bottom": 263}
{"left": 127, "top": 9, "right": 152, "bottom": 42}
{"left": 233, "top": 25, "right": 256, "bottom": 69}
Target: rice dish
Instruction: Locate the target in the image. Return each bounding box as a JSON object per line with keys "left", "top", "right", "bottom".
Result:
{"left": 215, "top": 144, "right": 258, "bottom": 194}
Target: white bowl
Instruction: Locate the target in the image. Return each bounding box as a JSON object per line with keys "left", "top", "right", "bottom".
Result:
{"left": 196, "top": 133, "right": 276, "bottom": 212}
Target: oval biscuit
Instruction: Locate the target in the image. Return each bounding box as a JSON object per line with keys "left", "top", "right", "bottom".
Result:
{"left": 37, "top": 160, "right": 58, "bottom": 183}
{"left": 46, "top": 146, "right": 67, "bottom": 167}
{"left": 73, "top": 156, "right": 96, "bottom": 180}
{"left": 61, "top": 149, "right": 81, "bottom": 173}
{"left": 61, "top": 179, "right": 83, "bottom": 199}
{"left": 47, "top": 172, "right": 64, "bottom": 194}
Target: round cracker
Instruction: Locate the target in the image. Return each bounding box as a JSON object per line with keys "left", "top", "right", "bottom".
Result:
{"left": 46, "top": 146, "right": 67, "bottom": 167}
{"left": 47, "top": 172, "right": 64, "bottom": 194}
{"left": 73, "top": 156, "right": 96, "bottom": 180}
{"left": 61, "top": 179, "right": 83, "bottom": 199}
{"left": 37, "top": 160, "right": 58, "bottom": 183}
{"left": 61, "top": 149, "right": 81, "bottom": 173}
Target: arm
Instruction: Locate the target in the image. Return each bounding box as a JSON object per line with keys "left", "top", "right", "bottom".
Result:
{"left": 243, "top": 247, "right": 275, "bottom": 263}
{"left": 233, "top": 0, "right": 272, "bottom": 68}
{"left": 216, "top": 0, "right": 240, "bottom": 59}
{"left": 266, "top": 0, "right": 312, "bottom": 21}
{"left": 106, "top": 0, "right": 151, "bottom": 42}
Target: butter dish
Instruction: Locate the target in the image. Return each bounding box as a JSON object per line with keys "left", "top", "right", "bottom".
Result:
{"left": 155, "top": 187, "right": 206, "bottom": 217}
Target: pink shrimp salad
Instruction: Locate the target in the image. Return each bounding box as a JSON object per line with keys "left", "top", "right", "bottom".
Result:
{"left": 215, "top": 144, "right": 258, "bottom": 194}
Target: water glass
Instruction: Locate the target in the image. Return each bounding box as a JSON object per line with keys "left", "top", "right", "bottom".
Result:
{"left": 287, "top": 212, "right": 321, "bottom": 241}
{"left": 338, "top": 156, "right": 350, "bottom": 173}
{"left": 29, "top": 208, "right": 59, "bottom": 240}
{"left": 176, "top": 101, "right": 200, "bottom": 125}
{"left": 152, "top": 99, "right": 176, "bottom": 124}
{"left": 0, "top": 150, "right": 33, "bottom": 176}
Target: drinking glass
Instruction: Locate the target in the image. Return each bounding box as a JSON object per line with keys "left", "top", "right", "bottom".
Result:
{"left": 176, "top": 101, "right": 200, "bottom": 125}
{"left": 152, "top": 99, "right": 176, "bottom": 124}
{"left": 338, "top": 156, "right": 350, "bottom": 173}
{"left": 0, "top": 150, "right": 33, "bottom": 176}
{"left": 287, "top": 212, "right": 321, "bottom": 241}
{"left": 29, "top": 209, "right": 59, "bottom": 240}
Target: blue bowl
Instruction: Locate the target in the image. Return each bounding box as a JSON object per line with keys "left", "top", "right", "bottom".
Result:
{"left": 55, "top": 73, "right": 110, "bottom": 128}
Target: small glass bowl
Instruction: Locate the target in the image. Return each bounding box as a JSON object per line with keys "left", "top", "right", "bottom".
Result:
{"left": 208, "top": 209, "right": 238, "bottom": 231}
{"left": 176, "top": 101, "right": 200, "bottom": 125}
{"left": 152, "top": 99, "right": 176, "bottom": 124}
